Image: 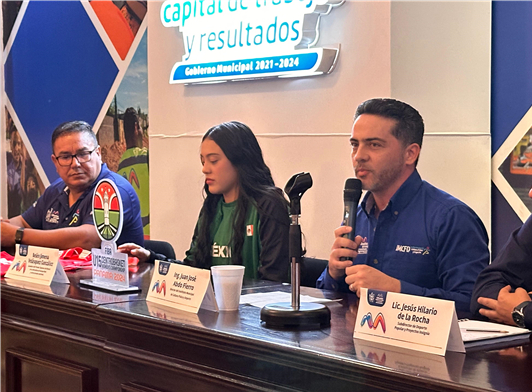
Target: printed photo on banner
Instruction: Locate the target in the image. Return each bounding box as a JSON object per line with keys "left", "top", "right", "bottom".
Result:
{"left": 96, "top": 31, "right": 150, "bottom": 237}
{"left": 89, "top": 0, "right": 147, "bottom": 60}
{"left": 2, "top": 1, "right": 23, "bottom": 48}
{"left": 5, "top": 108, "right": 45, "bottom": 218}
{"left": 500, "top": 125, "right": 532, "bottom": 213}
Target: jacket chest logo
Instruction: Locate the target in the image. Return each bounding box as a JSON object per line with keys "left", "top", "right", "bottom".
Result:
{"left": 212, "top": 243, "right": 232, "bottom": 258}
{"left": 358, "top": 238, "right": 369, "bottom": 255}
{"left": 395, "top": 245, "right": 430, "bottom": 255}
{"left": 69, "top": 210, "right": 80, "bottom": 226}
{"left": 45, "top": 208, "right": 60, "bottom": 224}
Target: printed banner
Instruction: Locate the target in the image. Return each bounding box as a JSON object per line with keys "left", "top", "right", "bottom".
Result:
{"left": 161, "top": 0, "right": 343, "bottom": 84}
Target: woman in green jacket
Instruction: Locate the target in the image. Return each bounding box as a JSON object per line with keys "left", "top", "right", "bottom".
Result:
{"left": 119, "top": 121, "right": 290, "bottom": 282}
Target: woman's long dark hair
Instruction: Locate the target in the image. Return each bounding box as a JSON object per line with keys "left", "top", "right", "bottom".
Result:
{"left": 192, "top": 121, "right": 283, "bottom": 268}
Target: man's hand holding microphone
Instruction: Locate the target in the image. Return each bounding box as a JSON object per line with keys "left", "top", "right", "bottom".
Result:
{"left": 328, "top": 179, "right": 400, "bottom": 296}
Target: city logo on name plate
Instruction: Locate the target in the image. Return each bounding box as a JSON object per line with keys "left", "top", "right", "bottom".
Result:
{"left": 92, "top": 179, "right": 123, "bottom": 242}
{"left": 152, "top": 280, "right": 167, "bottom": 296}
{"left": 360, "top": 312, "right": 387, "bottom": 333}
{"left": 10, "top": 260, "right": 27, "bottom": 274}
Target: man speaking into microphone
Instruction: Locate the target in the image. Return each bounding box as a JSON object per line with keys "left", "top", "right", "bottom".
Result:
{"left": 317, "top": 98, "right": 489, "bottom": 315}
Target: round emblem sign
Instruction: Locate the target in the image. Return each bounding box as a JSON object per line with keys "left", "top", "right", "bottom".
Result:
{"left": 92, "top": 179, "right": 123, "bottom": 242}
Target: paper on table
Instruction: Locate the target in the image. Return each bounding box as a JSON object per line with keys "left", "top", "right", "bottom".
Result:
{"left": 459, "top": 319, "right": 530, "bottom": 343}
{"left": 240, "top": 291, "right": 340, "bottom": 307}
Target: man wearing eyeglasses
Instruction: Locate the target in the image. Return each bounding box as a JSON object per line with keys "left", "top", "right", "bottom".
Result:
{"left": 1, "top": 121, "right": 144, "bottom": 251}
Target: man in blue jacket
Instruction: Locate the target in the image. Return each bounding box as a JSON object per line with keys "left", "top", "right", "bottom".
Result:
{"left": 317, "top": 98, "right": 489, "bottom": 316}
{"left": 1, "top": 121, "right": 144, "bottom": 251}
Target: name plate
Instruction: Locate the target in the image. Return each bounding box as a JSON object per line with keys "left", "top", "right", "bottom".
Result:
{"left": 146, "top": 260, "right": 217, "bottom": 313}
{"left": 92, "top": 241, "right": 128, "bottom": 286}
{"left": 80, "top": 241, "right": 139, "bottom": 293}
{"left": 5, "top": 244, "right": 69, "bottom": 286}
{"left": 354, "top": 288, "right": 465, "bottom": 356}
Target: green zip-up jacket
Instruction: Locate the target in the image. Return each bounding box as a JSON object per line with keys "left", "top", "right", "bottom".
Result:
{"left": 149, "top": 189, "right": 289, "bottom": 282}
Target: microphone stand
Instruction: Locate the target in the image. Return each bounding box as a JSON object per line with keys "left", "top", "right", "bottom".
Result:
{"left": 260, "top": 172, "right": 331, "bottom": 328}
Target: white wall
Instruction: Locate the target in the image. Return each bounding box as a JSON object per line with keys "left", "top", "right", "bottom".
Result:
{"left": 391, "top": 1, "right": 492, "bottom": 229}
{"left": 148, "top": 1, "right": 392, "bottom": 258}
{"left": 148, "top": 1, "right": 491, "bottom": 259}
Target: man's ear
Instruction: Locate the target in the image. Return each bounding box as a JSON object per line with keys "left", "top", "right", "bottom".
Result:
{"left": 404, "top": 143, "right": 421, "bottom": 166}
{"left": 51, "top": 154, "right": 60, "bottom": 173}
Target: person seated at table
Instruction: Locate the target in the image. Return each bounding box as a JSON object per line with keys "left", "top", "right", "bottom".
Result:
{"left": 317, "top": 98, "right": 490, "bottom": 316}
{"left": 119, "top": 121, "right": 290, "bottom": 282}
{"left": 1, "top": 121, "right": 144, "bottom": 251}
{"left": 471, "top": 211, "right": 532, "bottom": 329}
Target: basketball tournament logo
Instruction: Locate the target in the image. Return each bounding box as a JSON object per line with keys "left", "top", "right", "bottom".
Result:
{"left": 92, "top": 179, "right": 123, "bottom": 242}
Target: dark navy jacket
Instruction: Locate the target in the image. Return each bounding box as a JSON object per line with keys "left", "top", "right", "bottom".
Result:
{"left": 22, "top": 164, "right": 144, "bottom": 247}
{"left": 471, "top": 215, "right": 532, "bottom": 327}
{"left": 317, "top": 170, "right": 489, "bottom": 315}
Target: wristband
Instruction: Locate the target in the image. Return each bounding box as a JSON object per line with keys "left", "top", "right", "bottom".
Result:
{"left": 15, "top": 227, "right": 24, "bottom": 244}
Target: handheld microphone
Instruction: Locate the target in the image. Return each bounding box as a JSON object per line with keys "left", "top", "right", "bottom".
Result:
{"left": 341, "top": 179, "right": 363, "bottom": 258}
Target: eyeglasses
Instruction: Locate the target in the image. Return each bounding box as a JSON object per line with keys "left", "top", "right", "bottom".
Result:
{"left": 54, "top": 147, "right": 98, "bottom": 167}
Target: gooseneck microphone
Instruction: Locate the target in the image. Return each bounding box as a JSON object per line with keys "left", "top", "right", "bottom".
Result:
{"left": 260, "top": 172, "right": 331, "bottom": 328}
{"left": 341, "top": 178, "right": 363, "bottom": 258}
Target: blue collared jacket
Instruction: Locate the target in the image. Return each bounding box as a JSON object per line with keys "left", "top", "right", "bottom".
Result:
{"left": 317, "top": 170, "right": 489, "bottom": 315}
{"left": 22, "top": 164, "right": 144, "bottom": 246}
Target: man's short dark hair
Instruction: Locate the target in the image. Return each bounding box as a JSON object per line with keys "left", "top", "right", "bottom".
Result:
{"left": 123, "top": 107, "right": 139, "bottom": 146}
{"left": 51, "top": 121, "right": 98, "bottom": 152}
{"left": 8, "top": 122, "right": 17, "bottom": 139}
{"left": 354, "top": 98, "right": 424, "bottom": 149}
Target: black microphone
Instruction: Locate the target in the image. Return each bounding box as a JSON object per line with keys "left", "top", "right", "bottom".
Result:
{"left": 341, "top": 178, "right": 363, "bottom": 249}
